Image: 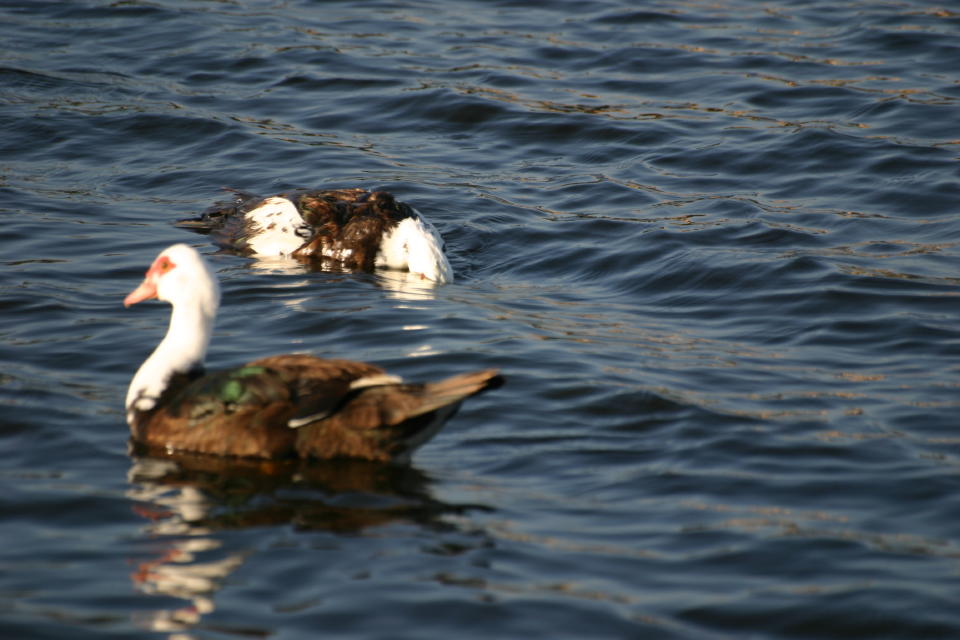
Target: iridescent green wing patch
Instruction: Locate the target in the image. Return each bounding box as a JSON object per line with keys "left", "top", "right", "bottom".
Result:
{"left": 219, "top": 366, "right": 268, "bottom": 404}
{"left": 166, "top": 366, "right": 286, "bottom": 422}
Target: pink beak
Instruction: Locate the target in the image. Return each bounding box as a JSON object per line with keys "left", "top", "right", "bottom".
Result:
{"left": 124, "top": 278, "right": 158, "bottom": 307}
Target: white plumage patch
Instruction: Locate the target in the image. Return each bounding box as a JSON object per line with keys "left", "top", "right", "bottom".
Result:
{"left": 349, "top": 374, "right": 403, "bottom": 390}
{"left": 126, "top": 395, "right": 158, "bottom": 424}
{"left": 375, "top": 212, "right": 454, "bottom": 283}
{"left": 244, "top": 197, "right": 311, "bottom": 257}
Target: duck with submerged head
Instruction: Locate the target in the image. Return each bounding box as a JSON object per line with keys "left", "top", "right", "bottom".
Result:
{"left": 176, "top": 188, "right": 453, "bottom": 283}
{"left": 124, "top": 243, "right": 501, "bottom": 462}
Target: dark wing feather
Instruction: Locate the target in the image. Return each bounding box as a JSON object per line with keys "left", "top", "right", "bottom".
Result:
{"left": 291, "top": 190, "right": 414, "bottom": 269}
{"left": 248, "top": 354, "right": 386, "bottom": 426}
{"left": 294, "top": 369, "right": 504, "bottom": 462}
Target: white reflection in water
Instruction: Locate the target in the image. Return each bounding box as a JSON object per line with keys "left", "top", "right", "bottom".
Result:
{"left": 246, "top": 255, "right": 442, "bottom": 304}
{"left": 123, "top": 454, "right": 452, "bottom": 639}
{"left": 376, "top": 269, "right": 441, "bottom": 301}
{"left": 405, "top": 343, "right": 440, "bottom": 358}
{"left": 245, "top": 255, "right": 309, "bottom": 276}
{"left": 126, "top": 459, "right": 248, "bottom": 639}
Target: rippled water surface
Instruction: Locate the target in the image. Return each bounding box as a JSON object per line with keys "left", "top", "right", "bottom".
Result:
{"left": 2, "top": 1, "right": 960, "bottom": 638}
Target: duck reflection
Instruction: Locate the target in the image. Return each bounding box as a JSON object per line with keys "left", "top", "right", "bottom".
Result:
{"left": 375, "top": 268, "right": 443, "bottom": 301}
{"left": 126, "top": 447, "right": 467, "bottom": 637}
{"left": 244, "top": 254, "right": 310, "bottom": 277}
{"left": 242, "top": 253, "right": 442, "bottom": 301}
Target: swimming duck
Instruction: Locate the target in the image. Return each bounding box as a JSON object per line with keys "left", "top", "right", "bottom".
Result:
{"left": 176, "top": 188, "right": 453, "bottom": 283}
{"left": 124, "top": 244, "right": 500, "bottom": 462}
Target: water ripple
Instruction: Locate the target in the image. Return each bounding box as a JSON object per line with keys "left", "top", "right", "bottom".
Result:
{"left": 2, "top": 0, "right": 959, "bottom": 638}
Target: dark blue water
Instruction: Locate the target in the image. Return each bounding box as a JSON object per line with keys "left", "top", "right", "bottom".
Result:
{"left": 2, "top": 1, "right": 960, "bottom": 637}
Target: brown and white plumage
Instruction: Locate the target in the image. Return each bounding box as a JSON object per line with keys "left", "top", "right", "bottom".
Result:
{"left": 176, "top": 188, "right": 453, "bottom": 283}
{"left": 124, "top": 244, "right": 500, "bottom": 462}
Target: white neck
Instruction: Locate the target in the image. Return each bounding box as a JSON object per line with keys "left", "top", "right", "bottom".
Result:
{"left": 125, "top": 293, "right": 215, "bottom": 422}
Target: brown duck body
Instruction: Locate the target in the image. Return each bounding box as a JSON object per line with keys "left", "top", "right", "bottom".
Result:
{"left": 177, "top": 188, "right": 452, "bottom": 280}
{"left": 130, "top": 354, "right": 502, "bottom": 462}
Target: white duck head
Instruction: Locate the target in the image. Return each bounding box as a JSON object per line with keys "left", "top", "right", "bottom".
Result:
{"left": 124, "top": 244, "right": 221, "bottom": 421}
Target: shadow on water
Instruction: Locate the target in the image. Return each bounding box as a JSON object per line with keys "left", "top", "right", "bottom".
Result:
{"left": 125, "top": 447, "right": 491, "bottom": 636}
